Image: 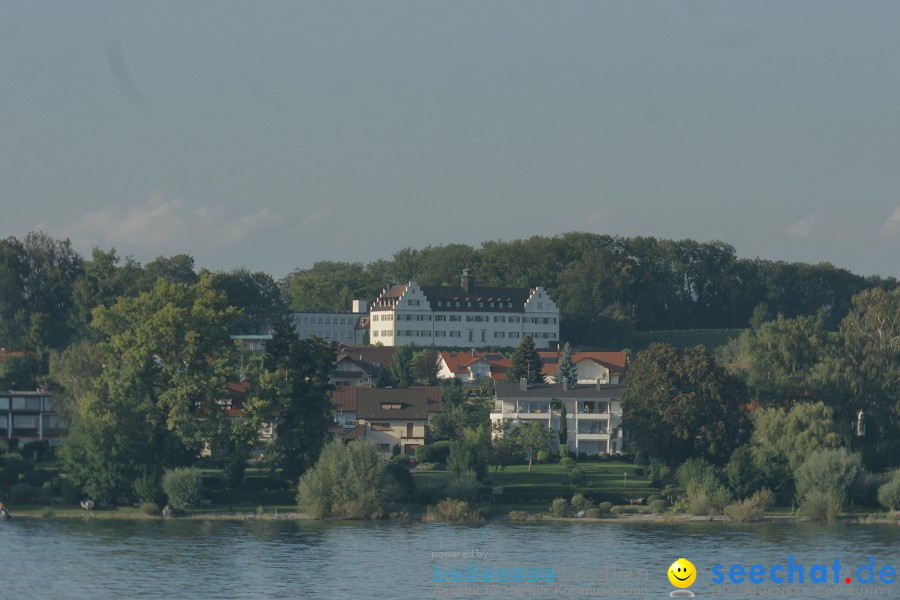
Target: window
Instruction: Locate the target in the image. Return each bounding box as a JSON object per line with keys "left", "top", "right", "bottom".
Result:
{"left": 508, "top": 316, "right": 520, "bottom": 323}
{"left": 489, "top": 302, "right": 494, "bottom": 307}
{"left": 408, "top": 299, "right": 420, "bottom": 306}
{"left": 508, "top": 302, "right": 513, "bottom": 308}
{"left": 479, "top": 302, "right": 484, "bottom": 307}
{"left": 0, "top": 415, "right": 6, "bottom": 429}
{"left": 377, "top": 444, "right": 391, "bottom": 453}
{"left": 494, "top": 331, "right": 506, "bottom": 338}
{"left": 481, "top": 330, "right": 486, "bottom": 342}
{"left": 436, "top": 301, "right": 442, "bottom": 307}
{"left": 468, "top": 330, "right": 474, "bottom": 341}
{"left": 493, "top": 316, "right": 505, "bottom": 323}
{"left": 0, "top": 397, "right": 8, "bottom": 410}
{"left": 509, "top": 331, "right": 520, "bottom": 338}
{"left": 43, "top": 415, "right": 62, "bottom": 430}
{"left": 373, "top": 330, "right": 379, "bottom": 337}
{"left": 449, "top": 315, "right": 461, "bottom": 322}
{"left": 552, "top": 318, "right": 557, "bottom": 324}
{"left": 538, "top": 302, "right": 543, "bottom": 309}
{"left": 13, "top": 415, "right": 39, "bottom": 429}
{"left": 435, "top": 314, "right": 446, "bottom": 321}
{"left": 372, "top": 315, "right": 379, "bottom": 322}
{"left": 435, "top": 330, "right": 447, "bottom": 337}
{"left": 450, "top": 331, "right": 461, "bottom": 338}
{"left": 466, "top": 301, "right": 472, "bottom": 307}
{"left": 381, "top": 403, "right": 402, "bottom": 410}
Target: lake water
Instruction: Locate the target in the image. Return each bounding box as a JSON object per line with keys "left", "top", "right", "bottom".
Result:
{"left": 1, "top": 518, "right": 898, "bottom": 599}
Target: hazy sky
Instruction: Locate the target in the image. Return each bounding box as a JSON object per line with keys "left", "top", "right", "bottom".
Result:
{"left": 2, "top": 1, "right": 899, "bottom": 278}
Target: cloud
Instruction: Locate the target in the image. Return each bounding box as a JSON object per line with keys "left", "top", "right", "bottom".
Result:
{"left": 786, "top": 213, "right": 820, "bottom": 240}
{"left": 882, "top": 207, "right": 900, "bottom": 237}
{"left": 65, "top": 193, "right": 283, "bottom": 249}
{"left": 585, "top": 209, "right": 608, "bottom": 225}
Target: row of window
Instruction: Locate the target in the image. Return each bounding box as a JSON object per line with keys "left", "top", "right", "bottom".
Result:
{"left": 377, "top": 313, "right": 556, "bottom": 325}
{"left": 525, "top": 317, "right": 557, "bottom": 324}
{"left": 295, "top": 315, "right": 356, "bottom": 326}
{"left": 526, "top": 332, "right": 557, "bottom": 339}
{"left": 298, "top": 330, "right": 357, "bottom": 340}
{"left": 0, "top": 415, "right": 63, "bottom": 429}
{"left": 435, "top": 300, "right": 516, "bottom": 309}
{"left": 372, "top": 314, "right": 394, "bottom": 322}
{"left": 372, "top": 330, "right": 394, "bottom": 337}
{"left": 0, "top": 397, "right": 53, "bottom": 411}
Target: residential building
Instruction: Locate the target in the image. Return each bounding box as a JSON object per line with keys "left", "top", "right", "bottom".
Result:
{"left": 539, "top": 351, "right": 627, "bottom": 384}
{"left": 369, "top": 269, "right": 560, "bottom": 348}
{"left": 491, "top": 380, "right": 625, "bottom": 456}
{"left": 343, "top": 387, "right": 442, "bottom": 456}
{"left": 331, "top": 386, "right": 361, "bottom": 429}
{"left": 0, "top": 390, "right": 62, "bottom": 448}
{"left": 292, "top": 300, "right": 369, "bottom": 344}
{"left": 333, "top": 345, "right": 395, "bottom": 387}
{"left": 438, "top": 350, "right": 511, "bottom": 384}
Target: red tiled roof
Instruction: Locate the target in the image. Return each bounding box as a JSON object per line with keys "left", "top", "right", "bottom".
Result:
{"left": 539, "top": 351, "right": 627, "bottom": 379}
{"left": 0, "top": 350, "right": 29, "bottom": 364}
{"left": 440, "top": 351, "right": 511, "bottom": 381}
{"left": 332, "top": 386, "right": 360, "bottom": 412}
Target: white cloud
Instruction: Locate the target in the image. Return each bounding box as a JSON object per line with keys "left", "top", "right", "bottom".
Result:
{"left": 786, "top": 213, "right": 820, "bottom": 240}
{"left": 65, "top": 193, "right": 283, "bottom": 249}
{"left": 882, "top": 207, "right": 900, "bottom": 237}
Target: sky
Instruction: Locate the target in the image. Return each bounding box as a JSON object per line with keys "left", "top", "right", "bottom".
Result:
{"left": 2, "top": 1, "right": 899, "bottom": 279}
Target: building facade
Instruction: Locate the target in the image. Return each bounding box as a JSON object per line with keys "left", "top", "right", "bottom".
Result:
{"left": 0, "top": 391, "right": 62, "bottom": 447}
{"left": 491, "top": 381, "right": 624, "bottom": 456}
{"left": 370, "top": 270, "right": 560, "bottom": 349}
{"left": 343, "top": 387, "right": 442, "bottom": 456}
{"left": 292, "top": 300, "right": 369, "bottom": 344}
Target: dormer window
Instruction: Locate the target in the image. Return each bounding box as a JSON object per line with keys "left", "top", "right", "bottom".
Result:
{"left": 381, "top": 403, "right": 403, "bottom": 410}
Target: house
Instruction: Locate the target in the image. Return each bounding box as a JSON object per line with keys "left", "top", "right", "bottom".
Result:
{"left": 331, "top": 386, "right": 361, "bottom": 429}
{"left": 491, "top": 380, "right": 624, "bottom": 457}
{"left": 0, "top": 390, "right": 62, "bottom": 448}
{"left": 344, "top": 387, "right": 442, "bottom": 456}
{"left": 538, "top": 351, "right": 627, "bottom": 384}
{"left": 438, "top": 350, "right": 511, "bottom": 384}
{"left": 369, "top": 269, "right": 560, "bottom": 348}
{"left": 292, "top": 300, "right": 369, "bottom": 345}
{"left": 333, "top": 345, "right": 395, "bottom": 387}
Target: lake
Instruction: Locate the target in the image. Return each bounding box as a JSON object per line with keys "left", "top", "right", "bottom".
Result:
{"left": 1, "top": 518, "right": 897, "bottom": 599}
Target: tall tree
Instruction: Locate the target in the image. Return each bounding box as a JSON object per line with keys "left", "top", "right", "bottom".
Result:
{"left": 511, "top": 420, "right": 553, "bottom": 472}
{"left": 211, "top": 268, "right": 286, "bottom": 334}
{"left": 388, "top": 345, "right": 415, "bottom": 388}
{"left": 621, "top": 343, "right": 749, "bottom": 465}
{"left": 411, "top": 346, "right": 441, "bottom": 385}
{"left": 507, "top": 335, "right": 544, "bottom": 384}
{"left": 251, "top": 314, "right": 335, "bottom": 481}
{"left": 553, "top": 342, "right": 577, "bottom": 385}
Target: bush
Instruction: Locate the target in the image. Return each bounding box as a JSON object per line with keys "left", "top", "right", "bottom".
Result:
{"left": 559, "top": 457, "right": 576, "bottom": 471}
{"left": 537, "top": 450, "right": 551, "bottom": 463}
{"left": 161, "top": 467, "right": 203, "bottom": 511}
{"left": 570, "top": 493, "right": 592, "bottom": 512}
{"left": 568, "top": 467, "right": 586, "bottom": 484}
{"left": 550, "top": 497, "right": 570, "bottom": 517}
{"left": 649, "top": 499, "right": 668, "bottom": 513}
{"left": 444, "top": 471, "right": 479, "bottom": 503}
{"left": 596, "top": 502, "right": 613, "bottom": 514}
{"left": 415, "top": 441, "right": 452, "bottom": 465}
{"left": 800, "top": 489, "right": 842, "bottom": 522}
{"left": 559, "top": 444, "right": 570, "bottom": 459}
{"left": 383, "top": 463, "right": 416, "bottom": 500}
{"left": 21, "top": 440, "right": 52, "bottom": 462}
{"left": 877, "top": 472, "right": 900, "bottom": 511}
{"left": 676, "top": 458, "right": 720, "bottom": 489}
{"left": 610, "top": 505, "right": 640, "bottom": 514}
{"left": 298, "top": 440, "right": 397, "bottom": 519}
{"left": 584, "top": 508, "right": 604, "bottom": 519}
{"left": 424, "top": 499, "right": 483, "bottom": 522}
{"left": 133, "top": 474, "right": 163, "bottom": 504}
{"left": 9, "top": 482, "right": 36, "bottom": 505}
{"left": 687, "top": 476, "right": 732, "bottom": 516}
{"left": 508, "top": 510, "right": 530, "bottom": 521}
{"left": 724, "top": 489, "right": 773, "bottom": 522}
{"left": 794, "top": 448, "right": 864, "bottom": 509}
{"left": 60, "top": 479, "right": 82, "bottom": 504}
{"left": 139, "top": 501, "right": 159, "bottom": 516}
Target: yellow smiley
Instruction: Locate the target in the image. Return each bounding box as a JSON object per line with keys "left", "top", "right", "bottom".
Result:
{"left": 668, "top": 558, "right": 697, "bottom": 588}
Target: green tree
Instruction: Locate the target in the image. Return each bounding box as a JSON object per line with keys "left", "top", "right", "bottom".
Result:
{"left": 211, "top": 268, "right": 286, "bottom": 334}
{"left": 750, "top": 402, "right": 842, "bottom": 471}
{"left": 511, "top": 420, "right": 553, "bottom": 472}
{"left": 507, "top": 335, "right": 544, "bottom": 384}
{"left": 621, "top": 343, "right": 748, "bottom": 465}
{"left": 251, "top": 314, "right": 335, "bottom": 482}
{"left": 0, "top": 353, "right": 43, "bottom": 389}
{"left": 411, "top": 346, "right": 441, "bottom": 385}
{"left": 553, "top": 342, "right": 577, "bottom": 385}
{"left": 558, "top": 404, "right": 568, "bottom": 445}
{"left": 489, "top": 419, "right": 523, "bottom": 474}
{"left": 388, "top": 345, "right": 414, "bottom": 388}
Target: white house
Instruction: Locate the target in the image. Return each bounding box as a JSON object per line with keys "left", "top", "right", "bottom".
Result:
{"left": 539, "top": 351, "right": 627, "bottom": 384}
{"left": 369, "top": 269, "right": 560, "bottom": 349}
{"left": 292, "top": 300, "right": 369, "bottom": 344}
{"left": 438, "top": 351, "right": 511, "bottom": 384}
{"left": 491, "top": 380, "right": 625, "bottom": 457}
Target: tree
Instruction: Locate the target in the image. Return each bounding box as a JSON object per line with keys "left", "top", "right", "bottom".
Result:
{"left": 507, "top": 335, "right": 544, "bottom": 384}
{"left": 558, "top": 404, "right": 568, "bottom": 445}
{"left": 388, "top": 345, "right": 414, "bottom": 388}
{"left": 411, "top": 346, "right": 441, "bottom": 385}
{"left": 750, "top": 402, "right": 842, "bottom": 471}
{"left": 553, "top": 342, "right": 577, "bottom": 385}
{"left": 210, "top": 268, "right": 286, "bottom": 334}
{"left": 621, "top": 343, "right": 749, "bottom": 465}
{"left": 511, "top": 420, "right": 553, "bottom": 472}
{"left": 58, "top": 275, "right": 240, "bottom": 501}
{"left": 251, "top": 313, "right": 335, "bottom": 481}
{"left": 0, "top": 353, "right": 43, "bottom": 389}
{"left": 489, "top": 419, "right": 523, "bottom": 474}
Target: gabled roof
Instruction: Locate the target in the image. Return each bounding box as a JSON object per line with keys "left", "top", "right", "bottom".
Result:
{"left": 538, "top": 351, "right": 627, "bottom": 379}
{"left": 417, "top": 284, "right": 533, "bottom": 312}
{"left": 332, "top": 386, "right": 360, "bottom": 412}
{"left": 336, "top": 345, "right": 396, "bottom": 369}
{"left": 356, "top": 387, "right": 442, "bottom": 420}
{"left": 342, "top": 423, "right": 366, "bottom": 440}
{"left": 440, "top": 351, "right": 512, "bottom": 381}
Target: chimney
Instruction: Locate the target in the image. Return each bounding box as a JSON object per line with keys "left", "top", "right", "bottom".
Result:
{"left": 471, "top": 348, "right": 476, "bottom": 358}
{"left": 461, "top": 268, "right": 474, "bottom": 293}
{"left": 562, "top": 379, "right": 568, "bottom": 392}
{"left": 519, "top": 377, "right": 528, "bottom": 391}
{"left": 352, "top": 299, "right": 368, "bottom": 314}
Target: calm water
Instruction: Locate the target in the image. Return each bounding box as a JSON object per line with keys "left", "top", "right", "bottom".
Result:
{"left": 1, "top": 518, "right": 898, "bottom": 599}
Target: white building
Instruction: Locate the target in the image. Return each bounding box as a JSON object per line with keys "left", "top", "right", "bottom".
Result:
{"left": 370, "top": 270, "right": 560, "bottom": 349}
{"left": 491, "top": 380, "right": 625, "bottom": 457}
{"left": 292, "top": 300, "right": 369, "bottom": 344}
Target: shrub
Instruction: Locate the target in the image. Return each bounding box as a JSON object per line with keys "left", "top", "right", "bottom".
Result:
{"left": 877, "top": 472, "right": 900, "bottom": 511}
{"left": 570, "top": 493, "right": 592, "bottom": 512}
{"left": 724, "top": 489, "right": 773, "bottom": 522}
{"left": 537, "top": 450, "right": 550, "bottom": 463}
{"left": 559, "top": 444, "right": 570, "bottom": 459}
{"left": 676, "top": 458, "right": 720, "bottom": 489}
{"left": 390, "top": 454, "right": 411, "bottom": 465}
{"left": 568, "top": 467, "right": 586, "bottom": 484}
{"left": 161, "top": 467, "right": 203, "bottom": 511}
{"left": 9, "top": 482, "right": 36, "bottom": 505}
{"left": 139, "top": 501, "right": 159, "bottom": 516}
{"left": 133, "top": 474, "right": 163, "bottom": 504}
{"left": 646, "top": 494, "right": 661, "bottom": 503}
{"left": 800, "top": 489, "right": 842, "bottom": 522}
{"left": 508, "top": 510, "right": 530, "bottom": 521}
{"left": 794, "top": 448, "right": 864, "bottom": 509}
{"left": 415, "top": 441, "right": 452, "bottom": 465}
{"left": 596, "top": 502, "right": 613, "bottom": 514}
{"left": 383, "top": 463, "right": 416, "bottom": 500}
{"left": 687, "top": 476, "right": 732, "bottom": 516}
{"left": 610, "top": 505, "right": 640, "bottom": 514}
{"left": 584, "top": 508, "right": 603, "bottom": 519}
{"left": 22, "top": 469, "right": 51, "bottom": 488}
{"left": 649, "top": 499, "right": 668, "bottom": 513}
{"left": 559, "top": 457, "right": 576, "bottom": 471}
{"left": 21, "top": 440, "right": 51, "bottom": 462}
{"left": 550, "top": 497, "right": 570, "bottom": 517}
{"left": 444, "top": 471, "right": 479, "bottom": 503}
{"left": 297, "top": 440, "right": 397, "bottom": 519}
{"left": 424, "top": 499, "right": 483, "bottom": 522}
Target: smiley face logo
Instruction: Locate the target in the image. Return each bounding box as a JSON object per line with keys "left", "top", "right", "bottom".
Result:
{"left": 668, "top": 558, "right": 696, "bottom": 588}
